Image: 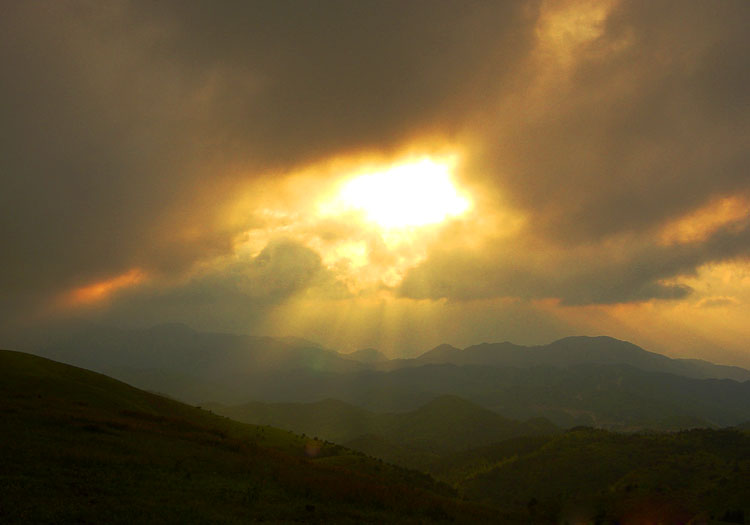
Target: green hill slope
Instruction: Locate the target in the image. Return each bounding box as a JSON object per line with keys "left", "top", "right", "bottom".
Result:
{"left": 0, "top": 349, "right": 501, "bottom": 523}
{"left": 460, "top": 427, "right": 750, "bottom": 523}
{"left": 209, "top": 395, "right": 557, "bottom": 459}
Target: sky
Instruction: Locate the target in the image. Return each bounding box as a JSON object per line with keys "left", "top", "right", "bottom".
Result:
{"left": 2, "top": 0, "right": 749, "bottom": 365}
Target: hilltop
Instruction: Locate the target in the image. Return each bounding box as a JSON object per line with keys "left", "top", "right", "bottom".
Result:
{"left": 0, "top": 349, "right": 500, "bottom": 523}
{"left": 458, "top": 427, "right": 750, "bottom": 523}
{"left": 208, "top": 395, "right": 557, "bottom": 469}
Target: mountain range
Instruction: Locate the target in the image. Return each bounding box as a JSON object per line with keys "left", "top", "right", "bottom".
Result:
{"left": 383, "top": 336, "right": 750, "bottom": 381}
{"left": 3, "top": 347, "right": 748, "bottom": 523}
{"left": 33, "top": 323, "right": 750, "bottom": 430}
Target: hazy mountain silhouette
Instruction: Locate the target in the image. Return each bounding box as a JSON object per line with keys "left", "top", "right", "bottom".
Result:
{"left": 343, "top": 347, "right": 390, "bottom": 363}
{"left": 40, "top": 322, "right": 361, "bottom": 374}
{"left": 415, "top": 343, "right": 462, "bottom": 362}
{"left": 34, "top": 325, "right": 750, "bottom": 429}
{"left": 402, "top": 336, "right": 750, "bottom": 381}
{"left": 208, "top": 395, "right": 557, "bottom": 456}
{"left": 272, "top": 363, "right": 750, "bottom": 429}
{"left": 36, "top": 323, "right": 365, "bottom": 402}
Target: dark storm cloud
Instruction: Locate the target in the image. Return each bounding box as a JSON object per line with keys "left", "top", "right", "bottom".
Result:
{"left": 98, "top": 239, "right": 343, "bottom": 329}
{"left": 0, "top": 0, "right": 538, "bottom": 320}
{"left": 472, "top": 0, "right": 750, "bottom": 242}
{"left": 138, "top": 0, "right": 540, "bottom": 162}
{"left": 0, "top": 2, "right": 232, "bottom": 296}
{"left": 400, "top": 222, "right": 750, "bottom": 305}
{"left": 396, "top": 0, "right": 750, "bottom": 305}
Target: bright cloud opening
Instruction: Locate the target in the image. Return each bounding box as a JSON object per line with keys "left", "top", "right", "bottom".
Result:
{"left": 334, "top": 157, "right": 471, "bottom": 230}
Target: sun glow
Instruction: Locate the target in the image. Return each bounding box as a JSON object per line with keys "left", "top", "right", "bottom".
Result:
{"left": 335, "top": 157, "right": 471, "bottom": 229}
{"left": 233, "top": 154, "right": 475, "bottom": 294}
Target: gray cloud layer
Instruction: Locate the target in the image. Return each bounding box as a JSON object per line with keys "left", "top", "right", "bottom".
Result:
{"left": 400, "top": 222, "right": 750, "bottom": 305}
{"left": 0, "top": 0, "right": 536, "bottom": 304}
{"left": 98, "top": 238, "right": 340, "bottom": 329}
{"left": 1, "top": 0, "right": 749, "bottom": 334}
{"left": 472, "top": 0, "right": 749, "bottom": 241}
{"left": 403, "top": 0, "right": 750, "bottom": 305}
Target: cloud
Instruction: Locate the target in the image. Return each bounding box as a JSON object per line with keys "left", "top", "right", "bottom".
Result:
{"left": 392, "top": 0, "right": 750, "bottom": 306}
{"left": 696, "top": 296, "right": 740, "bottom": 309}
{"left": 86, "top": 239, "right": 346, "bottom": 330}
{"left": 136, "top": 0, "right": 540, "bottom": 163}
{"left": 1, "top": 0, "right": 749, "bottom": 356}
{"left": 0, "top": 0, "right": 538, "bottom": 320}
{"left": 465, "top": 0, "right": 749, "bottom": 243}
{"left": 400, "top": 222, "right": 750, "bottom": 305}
{"left": 225, "top": 239, "right": 329, "bottom": 302}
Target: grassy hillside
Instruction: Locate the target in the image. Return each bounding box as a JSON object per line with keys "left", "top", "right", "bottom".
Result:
{"left": 209, "top": 395, "right": 557, "bottom": 458}
{"left": 429, "top": 435, "right": 555, "bottom": 485}
{"left": 3, "top": 349, "right": 749, "bottom": 523}
{"left": 0, "top": 349, "right": 502, "bottom": 523}
{"left": 459, "top": 427, "right": 750, "bottom": 523}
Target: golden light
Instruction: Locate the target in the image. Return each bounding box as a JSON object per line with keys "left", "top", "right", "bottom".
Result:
{"left": 231, "top": 154, "right": 474, "bottom": 295}
{"left": 63, "top": 268, "right": 146, "bottom": 307}
{"left": 659, "top": 195, "right": 749, "bottom": 245}
{"left": 334, "top": 157, "right": 471, "bottom": 229}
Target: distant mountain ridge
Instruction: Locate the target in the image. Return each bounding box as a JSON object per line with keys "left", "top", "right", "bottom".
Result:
{"left": 343, "top": 347, "right": 390, "bottom": 363}
{"left": 31, "top": 324, "right": 750, "bottom": 430}
{"left": 36, "top": 323, "right": 366, "bottom": 402}
{"left": 38, "top": 324, "right": 750, "bottom": 382}
{"left": 403, "top": 336, "right": 750, "bottom": 381}
{"left": 40, "top": 322, "right": 362, "bottom": 374}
